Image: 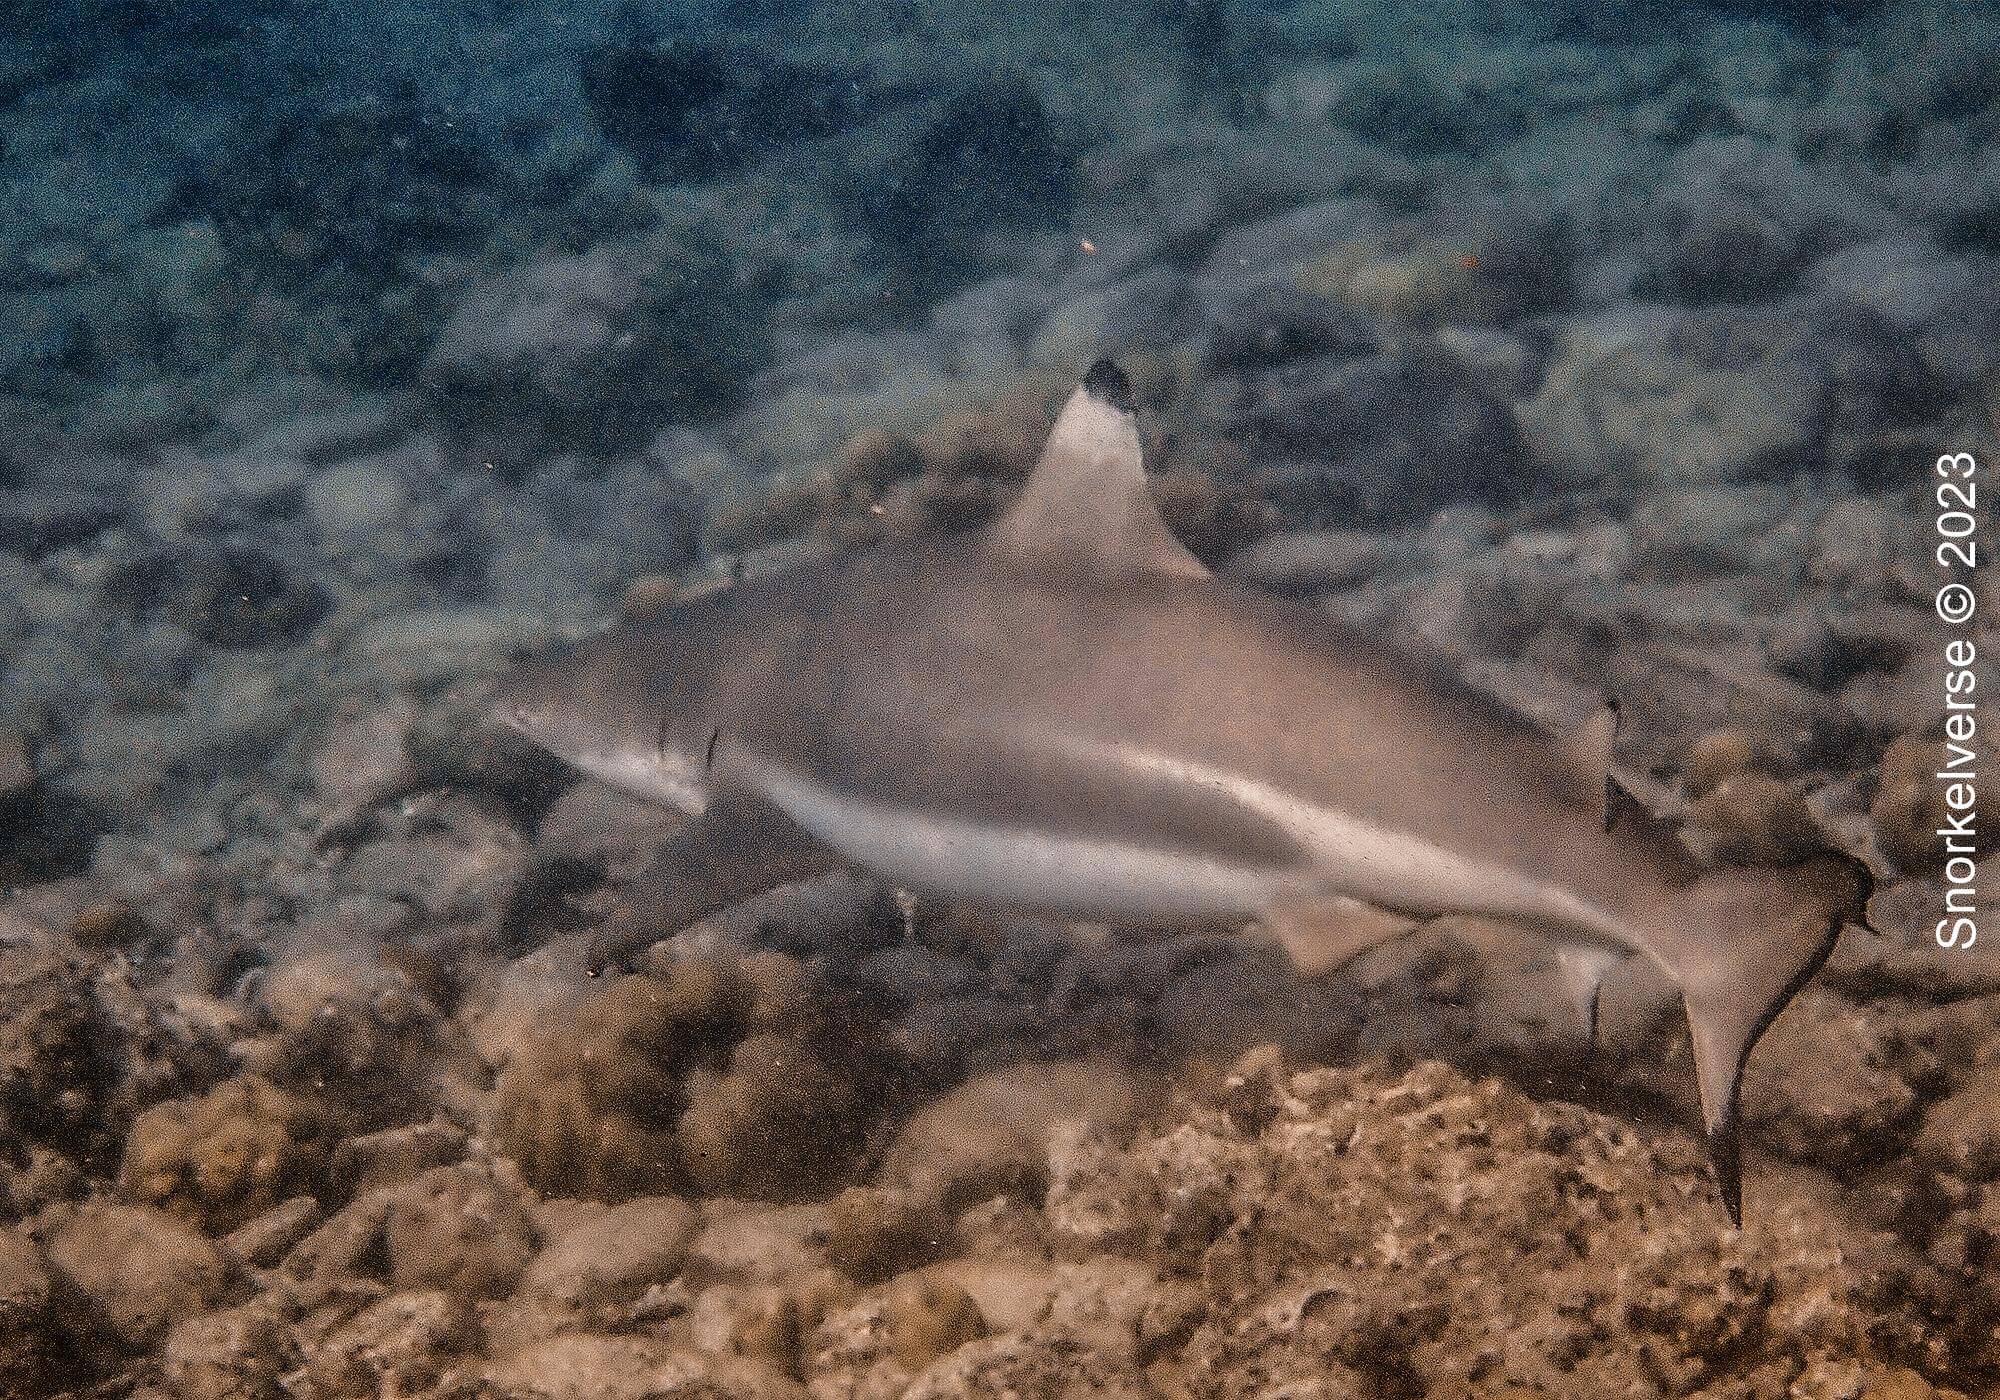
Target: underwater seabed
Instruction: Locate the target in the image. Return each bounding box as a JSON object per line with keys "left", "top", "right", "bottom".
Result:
{"left": 1, "top": 0, "right": 1999, "bottom": 1393}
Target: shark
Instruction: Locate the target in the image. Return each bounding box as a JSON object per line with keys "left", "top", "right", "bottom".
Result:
{"left": 495, "top": 359, "right": 1868, "bottom": 1223}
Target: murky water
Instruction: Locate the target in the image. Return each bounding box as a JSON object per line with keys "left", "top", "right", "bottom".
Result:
{"left": 0, "top": 1, "right": 1994, "bottom": 1394}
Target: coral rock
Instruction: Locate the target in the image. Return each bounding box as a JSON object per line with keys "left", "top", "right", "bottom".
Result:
{"left": 1914, "top": 1078, "right": 2000, "bottom": 1181}
{"left": 677, "top": 1029, "right": 859, "bottom": 1198}
{"left": 423, "top": 239, "right": 769, "bottom": 459}
{"left": 1682, "top": 727, "right": 1758, "bottom": 799}
{"left": 885, "top": 1060, "right": 1148, "bottom": 1209}
{"left": 329, "top": 1118, "right": 468, "bottom": 1196}
{"left": 688, "top": 1283, "right": 806, "bottom": 1380}
{"left": 475, "top": 1333, "right": 807, "bottom": 1400}
{"left": 1873, "top": 738, "right": 1952, "bottom": 874}
{"left": 160, "top": 1301, "right": 290, "bottom": 1400}
{"left": 885, "top": 1276, "right": 987, "bottom": 1371}
{"left": 120, "top": 1074, "right": 336, "bottom": 1232}
{"left": 825, "top": 1186, "right": 950, "bottom": 1283}
{"left": 380, "top": 1164, "right": 538, "bottom": 1300}
{"left": 291, "top": 1290, "right": 475, "bottom": 1400}
{"left": 1740, "top": 989, "right": 1923, "bottom": 1172}
{"left": 221, "top": 1196, "right": 324, "bottom": 1267}
{"left": 309, "top": 694, "right": 417, "bottom": 828}
{"left": 0, "top": 1227, "right": 59, "bottom": 1394}
{"left": 254, "top": 941, "right": 446, "bottom": 1123}
{"left": 0, "top": 922, "right": 113, "bottom": 1151}
{"left": 45, "top": 1201, "right": 235, "bottom": 1350}
{"left": 515, "top": 1196, "right": 699, "bottom": 1310}
{"left": 1682, "top": 772, "right": 1822, "bottom": 866}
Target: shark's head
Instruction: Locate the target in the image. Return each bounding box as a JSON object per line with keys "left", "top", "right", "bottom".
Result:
{"left": 491, "top": 626, "right": 714, "bottom": 815}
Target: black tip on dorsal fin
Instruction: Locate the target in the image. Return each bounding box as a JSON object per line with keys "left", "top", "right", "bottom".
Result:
{"left": 1082, "top": 358, "right": 1134, "bottom": 413}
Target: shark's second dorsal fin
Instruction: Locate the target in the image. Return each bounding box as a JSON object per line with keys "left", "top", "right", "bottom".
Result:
{"left": 1554, "top": 699, "right": 1618, "bottom": 826}
{"left": 984, "top": 360, "right": 1210, "bottom": 580}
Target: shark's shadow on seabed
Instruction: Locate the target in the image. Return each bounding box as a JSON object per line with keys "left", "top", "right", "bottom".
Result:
{"left": 494, "top": 359, "right": 1871, "bottom": 1225}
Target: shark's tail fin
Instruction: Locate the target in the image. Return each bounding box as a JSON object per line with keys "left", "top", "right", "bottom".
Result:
{"left": 1635, "top": 852, "right": 1869, "bottom": 1225}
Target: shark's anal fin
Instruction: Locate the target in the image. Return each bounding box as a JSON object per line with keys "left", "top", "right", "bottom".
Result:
{"left": 1552, "top": 941, "right": 1623, "bottom": 1042}
{"left": 582, "top": 792, "right": 836, "bottom": 972}
{"left": 983, "top": 359, "right": 1211, "bottom": 581}
{"left": 1269, "top": 896, "right": 1624, "bottom": 1046}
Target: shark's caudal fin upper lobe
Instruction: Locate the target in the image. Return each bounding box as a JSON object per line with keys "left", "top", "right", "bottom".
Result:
{"left": 1633, "top": 852, "right": 1870, "bottom": 1225}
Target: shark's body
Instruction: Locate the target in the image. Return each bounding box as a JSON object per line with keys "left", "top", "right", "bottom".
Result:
{"left": 497, "top": 361, "right": 1865, "bottom": 1222}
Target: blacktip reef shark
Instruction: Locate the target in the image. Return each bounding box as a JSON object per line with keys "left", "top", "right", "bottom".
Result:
{"left": 495, "top": 359, "right": 1869, "bottom": 1224}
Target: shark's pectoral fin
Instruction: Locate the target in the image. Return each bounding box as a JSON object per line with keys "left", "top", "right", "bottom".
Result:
{"left": 983, "top": 359, "right": 1211, "bottom": 581}
{"left": 1258, "top": 894, "right": 1419, "bottom": 977}
{"left": 582, "top": 791, "right": 836, "bottom": 972}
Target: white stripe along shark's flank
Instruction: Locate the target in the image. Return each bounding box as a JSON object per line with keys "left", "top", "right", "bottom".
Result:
{"left": 737, "top": 749, "right": 1308, "bottom": 921}
{"left": 1014, "top": 730, "right": 1638, "bottom": 948}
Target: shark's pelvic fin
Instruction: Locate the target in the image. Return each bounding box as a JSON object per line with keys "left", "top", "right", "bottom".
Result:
{"left": 984, "top": 359, "right": 1211, "bottom": 581}
{"left": 1261, "top": 895, "right": 1418, "bottom": 977}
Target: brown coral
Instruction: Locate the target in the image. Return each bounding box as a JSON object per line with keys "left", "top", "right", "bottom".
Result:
{"left": 490, "top": 951, "right": 880, "bottom": 1202}
{"left": 1872, "top": 737, "right": 1951, "bottom": 873}
{"left": 710, "top": 373, "right": 1076, "bottom": 555}
{"left": 678, "top": 1030, "right": 860, "bottom": 1198}
{"left": 120, "top": 1075, "right": 337, "bottom": 1232}
{"left": 491, "top": 973, "right": 684, "bottom": 1201}
{"left": 884, "top": 1276, "right": 986, "bottom": 1371}
{"left": 1682, "top": 771, "right": 1821, "bottom": 865}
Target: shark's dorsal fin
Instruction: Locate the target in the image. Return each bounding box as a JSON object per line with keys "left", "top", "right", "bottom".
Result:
{"left": 984, "top": 360, "right": 1210, "bottom": 580}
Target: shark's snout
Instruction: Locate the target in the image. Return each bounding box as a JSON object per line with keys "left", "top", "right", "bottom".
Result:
{"left": 489, "top": 652, "right": 564, "bottom": 741}
{"left": 491, "top": 691, "right": 534, "bottom": 736}
{"left": 491, "top": 636, "right": 715, "bottom": 815}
